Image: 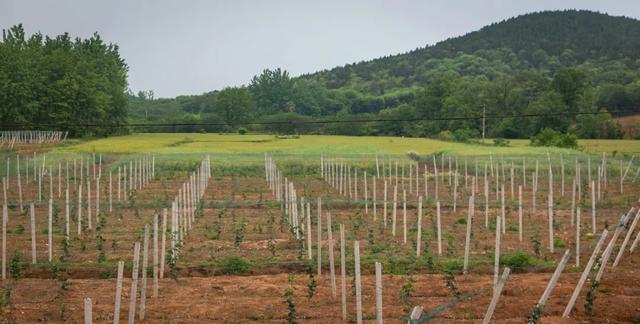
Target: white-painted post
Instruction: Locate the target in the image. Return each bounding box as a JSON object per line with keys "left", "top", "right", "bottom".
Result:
{"left": 354, "top": 240, "right": 362, "bottom": 324}
{"left": 562, "top": 229, "right": 609, "bottom": 317}
{"left": 591, "top": 181, "right": 596, "bottom": 233}
{"left": 139, "top": 225, "right": 149, "bottom": 320}
{"left": 463, "top": 196, "right": 473, "bottom": 274}
{"left": 48, "top": 198, "right": 53, "bottom": 262}
{"left": 153, "top": 213, "right": 159, "bottom": 298}
{"left": 306, "top": 203, "right": 312, "bottom": 260}
{"left": 392, "top": 185, "right": 397, "bottom": 236}
{"left": 482, "top": 267, "right": 511, "bottom": 324}
{"left": 317, "top": 197, "right": 322, "bottom": 276}
{"left": 84, "top": 297, "right": 93, "bottom": 324}
{"left": 493, "top": 215, "right": 501, "bottom": 286}
{"left": 113, "top": 260, "right": 124, "bottom": 324}
{"left": 537, "top": 249, "right": 571, "bottom": 310}
{"left": 614, "top": 209, "right": 640, "bottom": 267}
{"left": 327, "top": 212, "right": 336, "bottom": 298}
{"left": 375, "top": 261, "right": 383, "bottom": 324}
{"left": 436, "top": 201, "right": 442, "bottom": 256}
{"left": 160, "top": 208, "right": 167, "bottom": 279}
{"left": 2, "top": 203, "right": 6, "bottom": 279}
{"left": 576, "top": 208, "right": 581, "bottom": 267}
{"left": 340, "top": 224, "right": 347, "bottom": 320}
{"left": 30, "top": 203, "right": 36, "bottom": 264}
{"left": 128, "top": 242, "right": 140, "bottom": 324}
{"left": 402, "top": 189, "right": 407, "bottom": 244}
{"left": 416, "top": 196, "right": 423, "bottom": 256}
{"left": 548, "top": 193, "right": 554, "bottom": 253}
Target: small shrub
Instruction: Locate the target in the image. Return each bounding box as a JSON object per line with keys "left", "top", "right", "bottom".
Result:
{"left": 531, "top": 129, "right": 578, "bottom": 149}
{"left": 493, "top": 138, "right": 510, "bottom": 147}
{"left": 500, "top": 251, "right": 532, "bottom": 273}
{"left": 220, "top": 256, "right": 250, "bottom": 274}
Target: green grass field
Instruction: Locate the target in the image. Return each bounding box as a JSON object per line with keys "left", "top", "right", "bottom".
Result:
{"left": 54, "top": 133, "right": 640, "bottom": 156}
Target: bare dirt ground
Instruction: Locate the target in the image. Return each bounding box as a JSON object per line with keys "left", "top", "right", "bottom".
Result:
{"left": 1, "top": 159, "right": 639, "bottom": 323}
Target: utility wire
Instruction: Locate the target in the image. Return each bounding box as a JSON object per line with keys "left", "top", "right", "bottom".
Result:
{"left": 1, "top": 109, "right": 638, "bottom": 129}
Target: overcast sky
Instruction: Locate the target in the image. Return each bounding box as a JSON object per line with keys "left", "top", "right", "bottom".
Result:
{"left": 2, "top": 1, "right": 639, "bottom": 98}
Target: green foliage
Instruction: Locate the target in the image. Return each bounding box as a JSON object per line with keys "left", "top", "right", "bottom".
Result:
{"left": 306, "top": 273, "right": 317, "bottom": 300}
{"left": 220, "top": 256, "right": 250, "bottom": 274}
{"left": 531, "top": 129, "right": 579, "bottom": 149}
{"left": 9, "top": 251, "right": 23, "bottom": 279}
{"left": 283, "top": 280, "right": 297, "bottom": 324}
{"left": 0, "top": 25, "right": 128, "bottom": 136}
{"left": 500, "top": 251, "right": 533, "bottom": 273}
{"left": 399, "top": 277, "right": 416, "bottom": 311}
{"left": 122, "top": 11, "right": 640, "bottom": 140}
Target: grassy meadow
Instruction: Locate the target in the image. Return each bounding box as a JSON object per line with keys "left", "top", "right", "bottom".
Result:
{"left": 52, "top": 133, "right": 640, "bottom": 156}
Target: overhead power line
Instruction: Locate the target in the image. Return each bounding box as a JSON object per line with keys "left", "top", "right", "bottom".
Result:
{"left": 1, "top": 109, "right": 638, "bottom": 129}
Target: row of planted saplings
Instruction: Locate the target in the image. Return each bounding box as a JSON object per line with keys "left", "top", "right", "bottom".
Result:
{"left": 0, "top": 154, "right": 160, "bottom": 274}
{"left": 0, "top": 130, "right": 68, "bottom": 148}
{"left": 274, "top": 155, "right": 640, "bottom": 322}
{"left": 2, "top": 152, "right": 156, "bottom": 211}
{"left": 82, "top": 155, "right": 211, "bottom": 323}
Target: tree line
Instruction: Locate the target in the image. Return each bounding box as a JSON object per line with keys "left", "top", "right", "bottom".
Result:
{"left": 0, "top": 25, "right": 128, "bottom": 137}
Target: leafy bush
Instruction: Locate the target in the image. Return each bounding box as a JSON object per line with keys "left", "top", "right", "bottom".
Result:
{"left": 220, "top": 256, "right": 251, "bottom": 274}
{"left": 500, "top": 251, "right": 532, "bottom": 272}
{"left": 531, "top": 128, "right": 578, "bottom": 148}
{"left": 493, "top": 138, "right": 510, "bottom": 146}
{"left": 237, "top": 127, "right": 248, "bottom": 135}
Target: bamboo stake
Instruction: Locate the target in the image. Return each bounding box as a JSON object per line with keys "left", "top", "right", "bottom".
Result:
{"left": 493, "top": 215, "right": 501, "bottom": 286}
{"left": 436, "top": 201, "right": 442, "bottom": 256}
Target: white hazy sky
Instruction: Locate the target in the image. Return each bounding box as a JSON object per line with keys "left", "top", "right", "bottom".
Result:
{"left": 2, "top": 0, "right": 639, "bottom": 98}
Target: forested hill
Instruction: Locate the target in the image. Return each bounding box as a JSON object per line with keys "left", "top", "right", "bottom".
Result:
{"left": 302, "top": 10, "right": 640, "bottom": 94}
{"left": 128, "top": 10, "right": 640, "bottom": 139}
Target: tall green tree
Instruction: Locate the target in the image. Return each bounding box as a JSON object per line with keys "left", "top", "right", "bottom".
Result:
{"left": 215, "top": 87, "right": 254, "bottom": 127}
